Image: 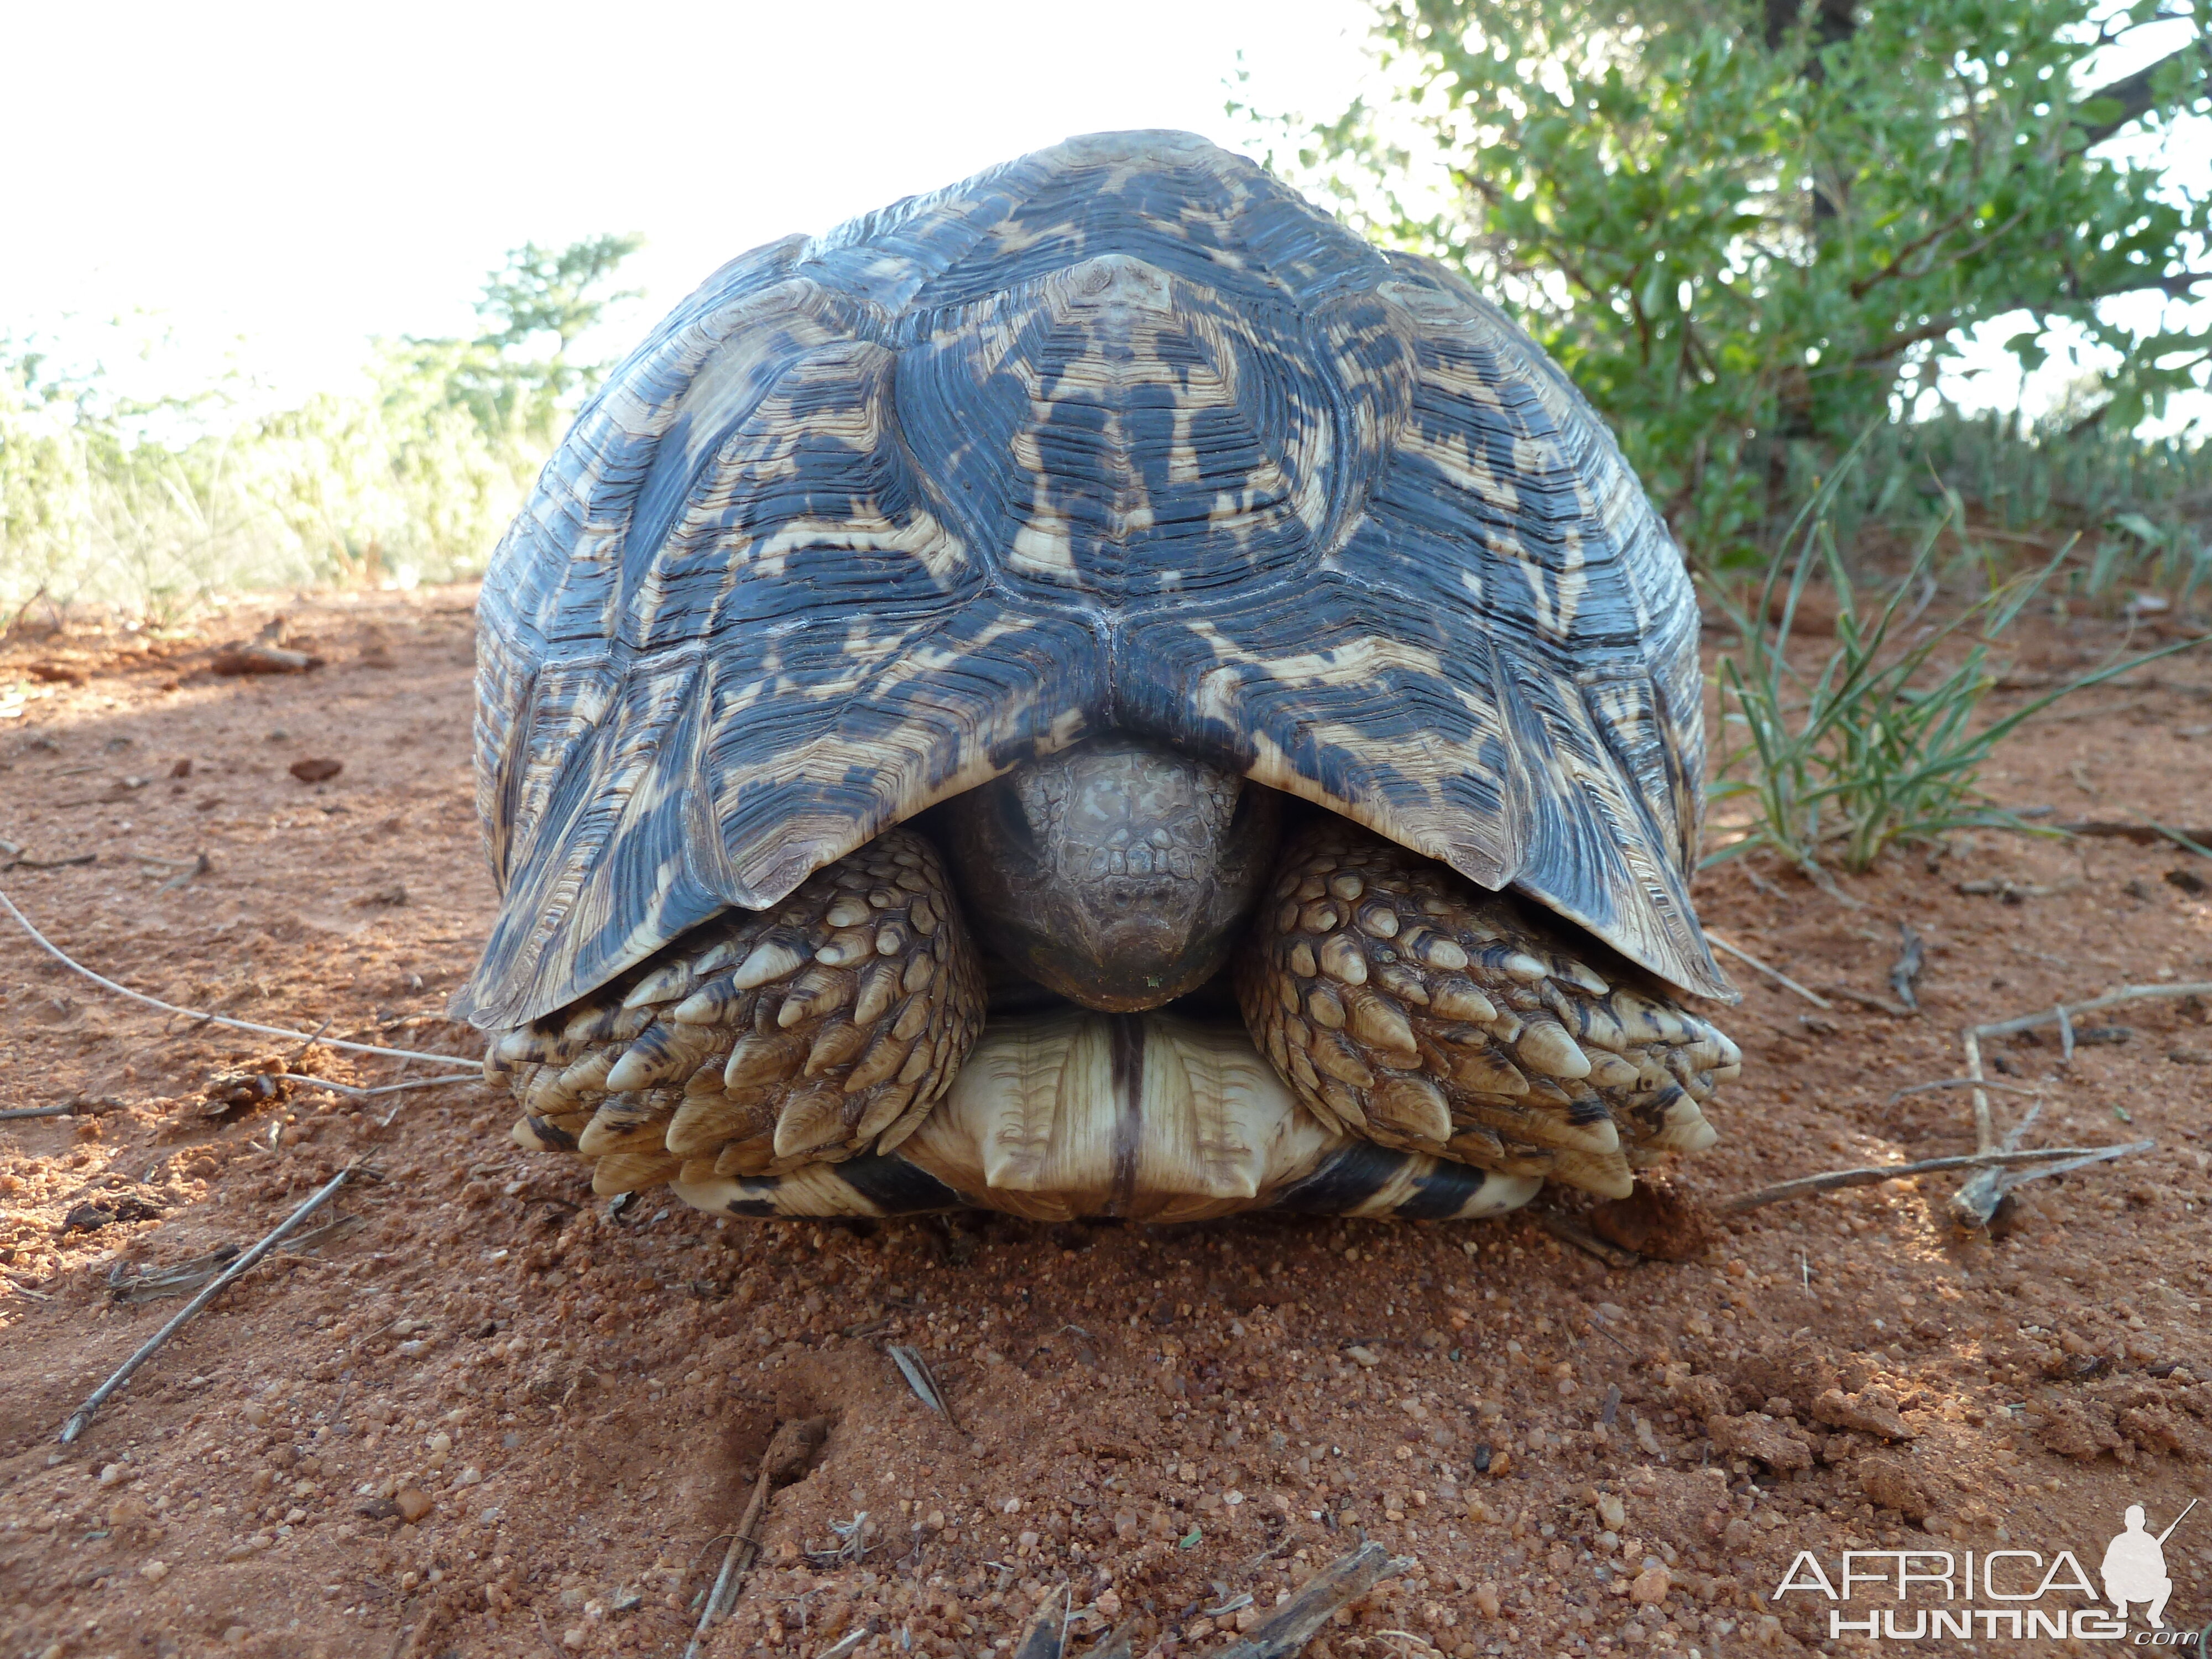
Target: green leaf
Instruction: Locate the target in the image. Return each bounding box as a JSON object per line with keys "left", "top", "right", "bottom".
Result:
{"left": 1269, "top": 0, "right": 2211, "bottom": 562}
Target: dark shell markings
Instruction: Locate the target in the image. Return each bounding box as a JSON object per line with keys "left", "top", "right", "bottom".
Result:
{"left": 461, "top": 130, "right": 1740, "bottom": 1224}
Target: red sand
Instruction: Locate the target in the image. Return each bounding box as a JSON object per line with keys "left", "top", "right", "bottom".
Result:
{"left": 1, "top": 589, "right": 2206, "bottom": 1657}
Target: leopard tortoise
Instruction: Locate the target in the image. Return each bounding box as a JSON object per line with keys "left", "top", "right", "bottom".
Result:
{"left": 457, "top": 130, "right": 1741, "bottom": 1225}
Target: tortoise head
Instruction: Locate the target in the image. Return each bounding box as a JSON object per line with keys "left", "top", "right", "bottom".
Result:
{"left": 938, "top": 735, "right": 1282, "bottom": 1012}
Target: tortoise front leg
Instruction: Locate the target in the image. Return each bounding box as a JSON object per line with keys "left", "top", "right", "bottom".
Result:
{"left": 486, "top": 827, "right": 985, "bottom": 1202}
{"left": 1237, "top": 820, "right": 1738, "bottom": 1198}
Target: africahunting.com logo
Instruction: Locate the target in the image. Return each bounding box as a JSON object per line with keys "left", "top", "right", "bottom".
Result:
{"left": 1772, "top": 1499, "right": 2203, "bottom": 1643}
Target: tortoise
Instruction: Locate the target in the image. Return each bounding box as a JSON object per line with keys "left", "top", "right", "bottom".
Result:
{"left": 458, "top": 130, "right": 1741, "bottom": 1225}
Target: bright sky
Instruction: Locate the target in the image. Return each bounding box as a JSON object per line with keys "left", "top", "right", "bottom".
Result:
{"left": 4, "top": 0, "right": 2203, "bottom": 429}
{"left": 3, "top": 0, "right": 1369, "bottom": 406}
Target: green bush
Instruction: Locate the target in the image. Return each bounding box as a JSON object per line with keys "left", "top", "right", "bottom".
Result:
{"left": 1254, "top": 0, "right": 2210, "bottom": 564}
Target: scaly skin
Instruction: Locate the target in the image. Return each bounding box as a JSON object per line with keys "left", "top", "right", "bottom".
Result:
{"left": 1237, "top": 818, "right": 1738, "bottom": 1199}
{"left": 484, "top": 828, "right": 985, "bottom": 1197}
{"left": 486, "top": 816, "right": 1736, "bottom": 1213}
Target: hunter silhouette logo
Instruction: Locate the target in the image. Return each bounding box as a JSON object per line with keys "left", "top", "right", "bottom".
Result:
{"left": 2104, "top": 1501, "right": 2197, "bottom": 1630}
{"left": 1772, "top": 1495, "right": 2203, "bottom": 1643}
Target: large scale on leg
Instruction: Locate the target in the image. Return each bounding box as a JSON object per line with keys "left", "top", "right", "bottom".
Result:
{"left": 456, "top": 131, "right": 1741, "bottom": 1221}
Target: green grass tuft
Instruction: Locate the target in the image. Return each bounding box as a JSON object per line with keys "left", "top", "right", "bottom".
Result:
{"left": 1706, "top": 463, "right": 2207, "bottom": 877}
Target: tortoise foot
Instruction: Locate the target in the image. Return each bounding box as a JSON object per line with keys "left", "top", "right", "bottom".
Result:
{"left": 486, "top": 827, "right": 984, "bottom": 1196}
{"left": 1239, "top": 820, "right": 1738, "bottom": 1198}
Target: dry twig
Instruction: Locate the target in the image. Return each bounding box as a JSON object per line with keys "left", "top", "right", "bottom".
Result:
{"left": 1717, "top": 1142, "right": 2153, "bottom": 1214}
{"left": 283, "top": 1072, "right": 481, "bottom": 1099}
{"left": 1705, "top": 932, "right": 1834, "bottom": 1009}
{"left": 0, "top": 884, "right": 468, "bottom": 1068}
{"left": 2126, "top": 814, "right": 2212, "bottom": 860}
{"left": 686, "top": 1462, "right": 774, "bottom": 1659}
{"left": 1886, "top": 1077, "right": 2042, "bottom": 1104}
{"left": 1823, "top": 985, "right": 1914, "bottom": 1016}
{"left": 1969, "top": 983, "right": 2212, "bottom": 1040}
{"left": 1949, "top": 980, "right": 2212, "bottom": 1227}
{"left": 685, "top": 1417, "right": 826, "bottom": 1658}
{"left": 1011, "top": 1585, "right": 1070, "bottom": 1659}
{"left": 887, "top": 1344, "right": 958, "bottom": 1429}
{"left": 2061, "top": 820, "right": 2212, "bottom": 846}
{"left": 60, "top": 1164, "right": 367, "bottom": 1442}
{"left": 1215, "top": 1541, "right": 1411, "bottom": 1659}
{"left": 1888, "top": 924, "right": 1924, "bottom": 1010}
{"left": 1535, "top": 1210, "right": 1640, "bottom": 1268}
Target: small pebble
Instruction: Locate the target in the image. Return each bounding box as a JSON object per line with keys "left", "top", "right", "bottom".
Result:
{"left": 140, "top": 1559, "right": 168, "bottom": 1582}
{"left": 395, "top": 1487, "right": 434, "bottom": 1524}
{"left": 97, "top": 1463, "right": 122, "bottom": 1487}
{"left": 1629, "top": 1566, "right": 1671, "bottom": 1606}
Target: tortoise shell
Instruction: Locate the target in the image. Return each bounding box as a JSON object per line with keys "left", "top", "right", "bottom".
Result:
{"left": 454, "top": 130, "right": 1733, "bottom": 1031}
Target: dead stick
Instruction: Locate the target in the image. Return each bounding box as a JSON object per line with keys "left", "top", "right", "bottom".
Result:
{"left": 1970, "top": 983, "right": 2212, "bottom": 1041}
{"left": 1950, "top": 980, "right": 2212, "bottom": 1225}
{"left": 2128, "top": 813, "right": 2212, "bottom": 861}
{"left": 283, "top": 1072, "right": 481, "bottom": 1099}
{"left": 685, "top": 1460, "right": 775, "bottom": 1659}
{"left": 1952, "top": 1099, "right": 2047, "bottom": 1227}
{"left": 0, "top": 1104, "right": 75, "bottom": 1121}
{"left": 1706, "top": 933, "right": 1834, "bottom": 1009}
{"left": 1962, "top": 1029, "right": 1995, "bottom": 1156}
{"left": 2060, "top": 820, "right": 2212, "bottom": 846}
{"left": 0, "top": 885, "right": 467, "bottom": 1068}
{"left": 1886, "top": 1077, "right": 2042, "bottom": 1103}
{"left": 1216, "top": 1540, "right": 1410, "bottom": 1659}
{"left": 1715, "top": 1142, "right": 2153, "bottom": 1213}
{"left": 60, "top": 1165, "right": 358, "bottom": 1442}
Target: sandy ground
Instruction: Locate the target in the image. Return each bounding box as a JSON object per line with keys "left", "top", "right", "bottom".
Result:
{"left": 0, "top": 587, "right": 2208, "bottom": 1659}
